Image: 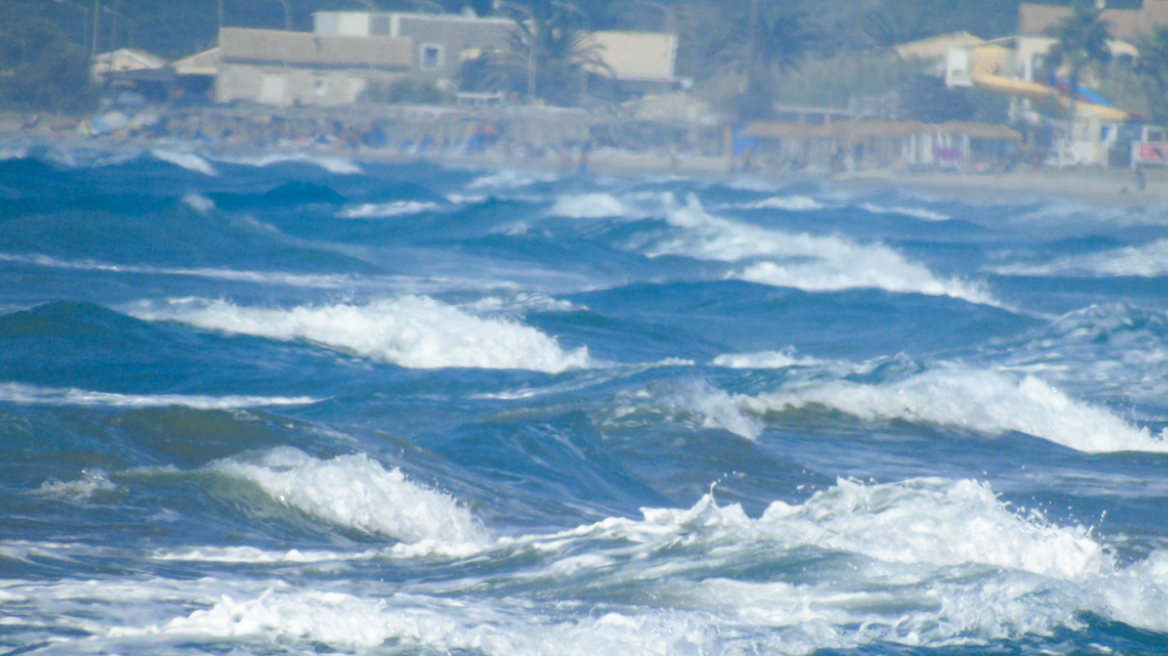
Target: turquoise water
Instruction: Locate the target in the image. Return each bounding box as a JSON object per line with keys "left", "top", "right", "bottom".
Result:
{"left": 2, "top": 144, "right": 1168, "bottom": 655}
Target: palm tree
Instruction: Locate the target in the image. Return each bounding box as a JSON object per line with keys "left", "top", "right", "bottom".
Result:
{"left": 486, "top": 0, "right": 607, "bottom": 106}
{"left": 1044, "top": 0, "right": 1112, "bottom": 141}
{"left": 1137, "top": 26, "right": 1168, "bottom": 125}
{"left": 721, "top": 0, "right": 815, "bottom": 119}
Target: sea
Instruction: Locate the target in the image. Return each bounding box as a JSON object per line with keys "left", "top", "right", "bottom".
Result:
{"left": 1, "top": 142, "right": 1167, "bottom": 656}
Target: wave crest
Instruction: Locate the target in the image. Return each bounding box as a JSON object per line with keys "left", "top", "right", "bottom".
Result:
{"left": 131, "top": 296, "right": 591, "bottom": 373}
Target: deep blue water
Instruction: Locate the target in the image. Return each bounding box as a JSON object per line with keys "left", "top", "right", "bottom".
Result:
{"left": 2, "top": 142, "right": 1168, "bottom": 655}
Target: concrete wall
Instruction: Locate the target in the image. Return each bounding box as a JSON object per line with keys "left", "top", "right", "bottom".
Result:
{"left": 216, "top": 63, "right": 405, "bottom": 106}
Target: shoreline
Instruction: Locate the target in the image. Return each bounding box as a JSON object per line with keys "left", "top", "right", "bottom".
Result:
{"left": 5, "top": 127, "right": 1168, "bottom": 211}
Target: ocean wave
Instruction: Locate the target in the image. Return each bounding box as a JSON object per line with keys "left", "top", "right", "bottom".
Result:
{"left": 210, "top": 447, "right": 486, "bottom": 546}
{"left": 150, "top": 150, "right": 217, "bottom": 176}
{"left": 649, "top": 195, "right": 995, "bottom": 305}
{"left": 32, "top": 468, "right": 118, "bottom": 500}
{"left": 468, "top": 169, "right": 558, "bottom": 190}
{"left": 989, "top": 239, "right": 1168, "bottom": 278}
{"left": 712, "top": 349, "right": 823, "bottom": 369}
{"left": 0, "top": 382, "right": 318, "bottom": 410}
{"left": 0, "top": 252, "right": 378, "bottom": 289}
{"left": 738, "top": 195, "right": 826, "bottom": 211}
{"left": 549, "top": 192, "right": 629, "bottom": 218}
{"left": 985, "top": 304, "right": 1168, "bottom": 409}
{"left": 209, "top": 152, "right": 363, "bottom": 174}
{"left": 737, "top": 365, "right": 1168, "bottom": 453}
{"left": 97, "top": 477, "right": 1168, "bottom": 652}
{"left": 858, "top": 202, "right": 950, "bottom": 221}
{"left": 336, "top": 200, "right": 442, "bottom": 218}
{"left": 131, "top": 296, "right": 591, "bottom": 373}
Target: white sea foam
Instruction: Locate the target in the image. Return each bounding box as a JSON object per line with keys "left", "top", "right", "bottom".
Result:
{"left": 337, "top": 201, "right": 442, "bottom": 218}
{"left": 0, "top": 252, "right": 405, "bottom": 289}
{"left": 990, "top": 239, "right": 1168, "bottom": 278}
{"left": 96, "top": 478, "right": 1168, "bottom": 653}
{"left": 468, "top": 169, "right": 558, "bottom": 190}
{"left": 211, "top": 152, "right": 363, "bottom": 174}
{"left": 859, "top": 202, "right": 950, "bottom": 221}
{"left": 466, "top": 292, "right": 583, "bottom": 315}
{"left": 741, "top": 195, "right": 826, "bottom": 211}
{"left": 738, "top": 365, "right": 1168, "bottom": 453}
{"left": 181, "top": 193, "right": 215, "bottom": 212}
{"left": 151, "top": 150, "right": 217, "bottom": 176}
{"left": 549, "top": 193, "right": 628, "bottom": 218}
{"left": 0, "top": 382, "right": 318, "bottom": 410}
{"left": 712, "top": 349, "right": 822, "bottom": 369}
{"left": 211, "top": 448, "right": 486, "bottom": 546}
{"left": 650, "top": 195, "right": 995, "bottom": 305}
{"left": 131, "top": 296, "right": 591, "bottom": 373}
{"left": 607, "top": 381, "right": 764, "bottom": 440}
{"left": 33, "top": 469, "right": 118, "bottom": 500}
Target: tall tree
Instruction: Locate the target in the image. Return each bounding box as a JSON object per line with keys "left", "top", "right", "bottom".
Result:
{"left": 1044, "top": 0, "right": 1111, "bottom": 140}
{"left": 1137, "top": 26, "right": 1168, "bottom": 126}
{"left": 720, "top": 0, "right": 814, "bottom": 119}
{"left": 484, "top": 0, "right": 607, "bottom": 107}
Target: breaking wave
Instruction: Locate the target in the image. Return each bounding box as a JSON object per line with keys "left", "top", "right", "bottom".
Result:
{"left": 151, "top": 150, "right": 217, "bottom": 176}
{"left": 210, "top": 447, "right": 486, "bottom": 546}
{"left": 649, "top": 195, "right": 995, "bottom": 305}
{"left": 990, "top": 239, "right": 1168, "bottom": 278}
{"left": 738, "top": 365, "right": 1168, "bottom": 453}
{"left": 130, "top": 296, "right": 591, "bottom": 373}
{"left": 0, "top": 382, "right": 318, "bottom": 410}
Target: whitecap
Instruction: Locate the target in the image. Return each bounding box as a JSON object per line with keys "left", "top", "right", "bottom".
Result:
{"left": 210, "top": 447, "right": 487, "bottom": 546}
{"left": 712, "top": 349, "right": 822, "bottom": 369}
{"left": 33, "top": 469, "right": 118, "bottom": 500}
{"left": 859, "top": 202, "right": 950, "bottom": 221}
{"left": 990, "top": 239, "right": 1168, "bottom": 278}
{"left": 337, "top": 201, "right": 442, "bottom": 218}
{"left": 649, "top": 195, "right": 995, "bottom": 305}
{"left": 0, "top": 382, "right": 319, "bottom": 410}
{"left": 181, "top": 193, "right": 215, "bottom": 212}
{"left": 738, "top": 365, "right": 1168, "bottom": 453}
{"left": 130, "top": 296, "right": 591, "bottom": 373}
{"left": 741, "top": 195, "right": 825, "bottom": 211}
{"left": 549, "top": 193, "right": 628, "bottom": 218}
{"left": 0, "top": 252, "right": 391, "bottom": 289}
{"left": 467, "top": 169, "right": 558, "bottom": 190}
{"left": 211, "top": 152, "right": 363, "bottom": 175}
{"left": 151, "top": 150, "right": 217, "bottom": 176}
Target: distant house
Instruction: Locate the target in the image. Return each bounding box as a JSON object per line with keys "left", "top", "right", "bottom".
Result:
{"left": 583, "top": 31, "right": 682, "bottom": 95}
{"left": 170, "top": 48, "right": 220, "bottom": 103}
{"left": 894, "top": 32, "right": 985, "bottom": 62}
{"left": 312, "top": 11, "right": 514, "bottom": 80}
{"left": 1019, "top": 0, "right": 1168, "bottom": 41}
{"left": 215, "top": 27, "right": 412, "bottom": 106}
{"left": 91, "top": 48, "right": 168, "bottom": 83}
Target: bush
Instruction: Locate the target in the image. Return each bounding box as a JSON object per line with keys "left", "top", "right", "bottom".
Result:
{"left": 363, "top": 75, "right": 453, "bottom": 106}
{"left": 0, "top": 19, "right": 98, "bottom": 114}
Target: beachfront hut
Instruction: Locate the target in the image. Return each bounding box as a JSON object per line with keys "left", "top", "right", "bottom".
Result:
{"left": 743, "top": 120, "right": 1023, "bottom": 171}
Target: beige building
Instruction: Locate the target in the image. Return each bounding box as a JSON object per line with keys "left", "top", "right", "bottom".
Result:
{"left": 313, "top": 11, "right": 514, "bottom": 81}
{"left": 215, "top": 27, "right": 413, "bottom": 107}
{"left": 584, "top": 31, "right": 681, "bottom": 94}
{"left": 1019, "top": 0, "right": 1168, "bottom": 40}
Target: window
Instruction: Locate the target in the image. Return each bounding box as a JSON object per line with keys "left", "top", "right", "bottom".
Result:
{"left": 420, "top": 44, "right": 443, "bottom": 71}
{"left": 370, "top": 15, "right": 390, "bottom": 36}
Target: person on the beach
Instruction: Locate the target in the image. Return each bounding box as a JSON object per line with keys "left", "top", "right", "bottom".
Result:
{"left": 1135, "top": 165, "right": 1146, "bottom": 192}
